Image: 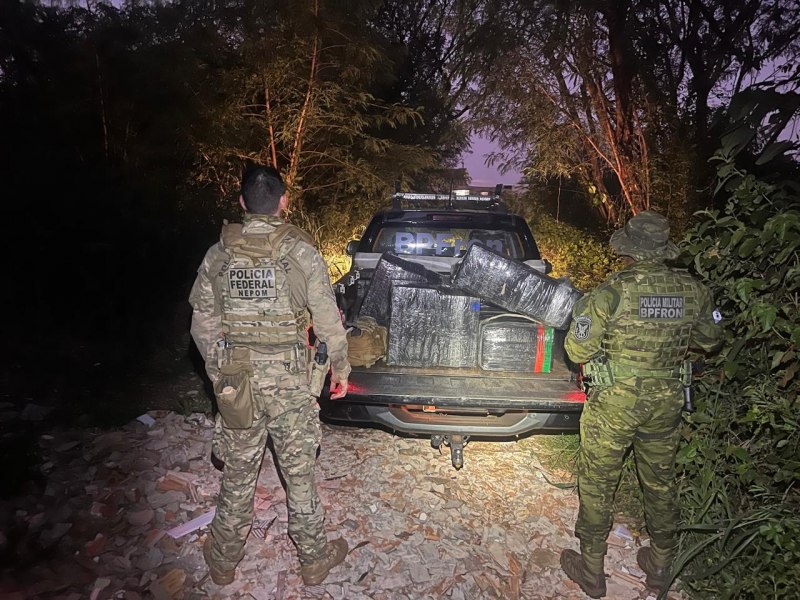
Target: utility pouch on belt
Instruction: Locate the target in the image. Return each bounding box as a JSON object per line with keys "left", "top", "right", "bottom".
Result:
{"left": 213, "top": 362, "right": 255, "bottom": 429}
{"left": 308, "top": 341, "right": 331, "bottom": 398}
{"left": 583, "top": 357, "right": 614, "bottom": 388}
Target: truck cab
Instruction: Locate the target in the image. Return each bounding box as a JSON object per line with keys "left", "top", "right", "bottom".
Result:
{"left": 322, "top": 188, "right": 585, "bottom": 468}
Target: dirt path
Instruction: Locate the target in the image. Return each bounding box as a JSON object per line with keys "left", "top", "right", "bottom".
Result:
{"left": 0, "top": 404, "right": 678, "bottom": 600}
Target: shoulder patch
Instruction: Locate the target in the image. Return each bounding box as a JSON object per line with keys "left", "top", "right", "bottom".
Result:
{"left": 573, "top": 315, "right": 592, "bottom": 341}
{"left": 712, "top": 309, "right": 722, "bottom": 324}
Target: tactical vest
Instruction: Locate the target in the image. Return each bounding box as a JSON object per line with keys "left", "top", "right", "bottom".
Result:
{"left": 602, "top": 265, "right": 699, "bottom": 374}
{"left": 218, "top": 222, "right": 315, "bottom": 350}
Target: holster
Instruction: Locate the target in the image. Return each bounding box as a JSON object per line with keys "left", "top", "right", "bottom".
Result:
{"left": 307, "top": 356, "right": 331, "bottom": 398}
{"left": 213, "top": 362, "right": 255, "bottom": 429}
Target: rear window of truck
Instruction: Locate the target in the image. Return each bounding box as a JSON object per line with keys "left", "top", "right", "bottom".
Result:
{"left": 371, "top": 225, "right": 525, "bottom": 258}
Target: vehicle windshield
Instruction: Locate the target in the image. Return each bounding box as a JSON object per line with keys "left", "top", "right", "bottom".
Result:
{"left": 371, "top": 225, "right": 525, "bottom": 258}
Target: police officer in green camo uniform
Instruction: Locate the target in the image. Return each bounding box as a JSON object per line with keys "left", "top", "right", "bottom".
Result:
{"left": 189, "top": 165, "right": 351, "bottom": 587}
{"left": 560, "top": 211, "right": 723, "bottom": 598}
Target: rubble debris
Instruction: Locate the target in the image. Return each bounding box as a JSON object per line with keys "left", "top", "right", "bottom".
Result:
{"left": 251, "top": 516, "right": 276, "bottom": 540}
{"left": 275, "top": 569, "right": 287, "bottom": 600}
{"left": 166, "top": 508, "right": 216, "bottom": 539}
{"left": 613, "top": 523, "right": 634, "bottom": 540}
{"left": 149, "top": 568, "right": 186, "bottom": 600}
{"left": 158, "top": 470, "right": 200, "bottom": 502}
{"left": 0, "top": 409, "right": 685, "bottom": 600}
{"left": 20, "top": 402, "right": 53, "bottom": 421}
{"left": 613, "top": 567, "right": 647, "bottom": 587}
{"left": 127, "top": 507, "right": 155, "bottom": 527}
{"left": 136, "top": 413, "right": 157, "bottom": 426}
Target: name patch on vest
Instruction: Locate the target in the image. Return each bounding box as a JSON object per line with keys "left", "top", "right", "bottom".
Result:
{"left": 227, "top": 267, "right": 277, "bottom": 298}
{"left": 639, "top": 295, "right": 684, "bottom": 319}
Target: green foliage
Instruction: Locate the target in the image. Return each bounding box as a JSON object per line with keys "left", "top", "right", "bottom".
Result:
{"left": 672, "top": 88, "right": 800, "bottom": 599}
{"left": 191, "top": 1, "right": 458, "bottom": 213}
{"left": 532, "top": 433, "right": 580, "bottom": 477}
{"left": 506, "top": 192, "right": 622, "bottom": 290}
{"left": 293, "top": 203, "right": 368, "bottom": 282}
{"left": 368, "top": 0, "right": 471, "bottom": 167}
{"left": 648, "top": 138, "right": 697, "bottom": 232}
{"left": 530, "top": 215, "right": 622, "bottom": 290}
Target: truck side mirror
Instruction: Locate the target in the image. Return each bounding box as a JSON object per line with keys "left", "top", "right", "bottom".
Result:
{"left": 345, "top": 240, "right": 360, "bottom": 256}
{"left": 543, "top": 259, "right": 553, "bottom": 275}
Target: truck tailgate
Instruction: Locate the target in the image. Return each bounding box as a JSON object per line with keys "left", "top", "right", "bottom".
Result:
{"left": 345, "top": 360, "right": 585, "bottom": 409}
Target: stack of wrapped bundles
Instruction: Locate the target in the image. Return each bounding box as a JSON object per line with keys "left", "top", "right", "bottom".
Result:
{"left": 451, "top": 243, "right": 582, "bottom": 330}
{"left": 359, "top": 253, "right": 442, "bottom": 325}
{"left": 387, "top": 284, "right": 480, "bottom": 368}
{"left": 479, "top": 317, "right": 560, "bottom": 373}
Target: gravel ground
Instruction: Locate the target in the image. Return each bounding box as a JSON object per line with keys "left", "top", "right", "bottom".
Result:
{"left": 0, "top": 406, "right": 682, "bottom": 600}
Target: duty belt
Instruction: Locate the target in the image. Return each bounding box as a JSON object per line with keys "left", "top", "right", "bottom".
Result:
{"left": 216, "top": 341, "right": 307, "bottom": 374}
{"left": 609, "top": 364, "right": 681, "bottom": 379}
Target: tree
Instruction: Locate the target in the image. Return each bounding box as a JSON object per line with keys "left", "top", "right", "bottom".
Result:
{"left": 464, "top": 0, "right": 800, "bottom": 224}
{"left": 634, "top": 0, "right": 800, "bottom": 212}
{"left": 467, "top": 1, "right": 664, "bottom": 222}
{"left": 0, "top": 0, "right": 222, "bottom": 346}
{"left": 368, "top": 0, "right": 475, "bottom": 185}
{"left": 192, "top": 0, "right": 435, "bottom": 219}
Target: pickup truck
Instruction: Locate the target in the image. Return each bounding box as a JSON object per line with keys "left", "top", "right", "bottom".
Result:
{"left": 321, "top": 188, "right": 585, "bottom": 468}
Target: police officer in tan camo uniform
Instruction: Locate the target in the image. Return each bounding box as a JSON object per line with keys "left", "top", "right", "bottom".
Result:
{"left": 561, "top": 211, "right": 723, "bottom": 598}
{"left": 189, "top": 165, "right": 351, "bottom": 586}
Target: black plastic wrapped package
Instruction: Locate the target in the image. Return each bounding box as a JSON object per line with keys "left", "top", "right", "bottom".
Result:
{"left": 479, "top": 319, "right": 539, "bottom": 371}
{"left": 451, "top": 243, "right": 582, "bottom": 329}
{"left": 478, "top": 318, "right": 565, "bottom": 372}
{"left": 359, "top": 253, "right": 442, "bottom": 325}
{"left": 387, "top": 285, "right": 480, "bottom": 367}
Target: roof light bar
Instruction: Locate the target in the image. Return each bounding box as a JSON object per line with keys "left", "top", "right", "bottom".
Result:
{"left": 391, "top": 183, "right": 507, "bottom": 211}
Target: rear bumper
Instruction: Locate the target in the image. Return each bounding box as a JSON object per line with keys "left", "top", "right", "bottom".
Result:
{"left": 319, "top": 363, "right": 584, "bottom": 438}
{"left": 320, "top": 399, "right": 581, "bottom": 437}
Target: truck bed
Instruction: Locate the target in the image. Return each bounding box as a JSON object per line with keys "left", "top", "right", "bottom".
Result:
{"left": 326, "top": 201, "right": 589, "bottom": 453}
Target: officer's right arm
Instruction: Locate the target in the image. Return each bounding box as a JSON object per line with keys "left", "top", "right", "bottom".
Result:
{"left": 188, "top": 243, "right": 226, "bottom": 381}
{"left": 690, "top": 283, "right": 724, "bottom": 353}
{"left": 564, "top": 281, "right": 619, "bottom": 364}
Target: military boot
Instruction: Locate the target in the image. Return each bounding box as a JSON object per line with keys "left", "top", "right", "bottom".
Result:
{"left": 300, "top": 538, "right": 349, "bottom": 586}
{"left": 203, "top": 537, "right": 235, "bottom": 585}
{"left": 560, "top": 549, "right": 606, "bottom": 599}
{"left": 637, "top": 546, "right": 669, "bottom": 591}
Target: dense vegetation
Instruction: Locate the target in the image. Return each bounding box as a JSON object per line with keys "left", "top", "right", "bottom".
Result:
{"left": 672, "top": 90, "right": 800, "bottom": 599}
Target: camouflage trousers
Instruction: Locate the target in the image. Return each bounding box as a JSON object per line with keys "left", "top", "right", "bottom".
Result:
{"left": 576, "top": 377, "right": 683, "bottom": 573}
{"left": 206, "top": 361, "right": 327, "bottom": 571}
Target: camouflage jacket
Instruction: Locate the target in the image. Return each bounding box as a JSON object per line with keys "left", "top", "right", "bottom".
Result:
{"left": 189, "top": 214, "right": 350, "bottom": 381}
{"left": 565, "top": 259, "right": 722, "bottom": 367}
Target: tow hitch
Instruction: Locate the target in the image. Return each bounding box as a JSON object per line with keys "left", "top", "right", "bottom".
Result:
{"left": 431, "top": 434, "right": 470, "bottom": 469}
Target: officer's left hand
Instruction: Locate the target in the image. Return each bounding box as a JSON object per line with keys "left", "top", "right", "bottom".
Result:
{"left": 330, "top": 375, "right": 348, "bottom": 400}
